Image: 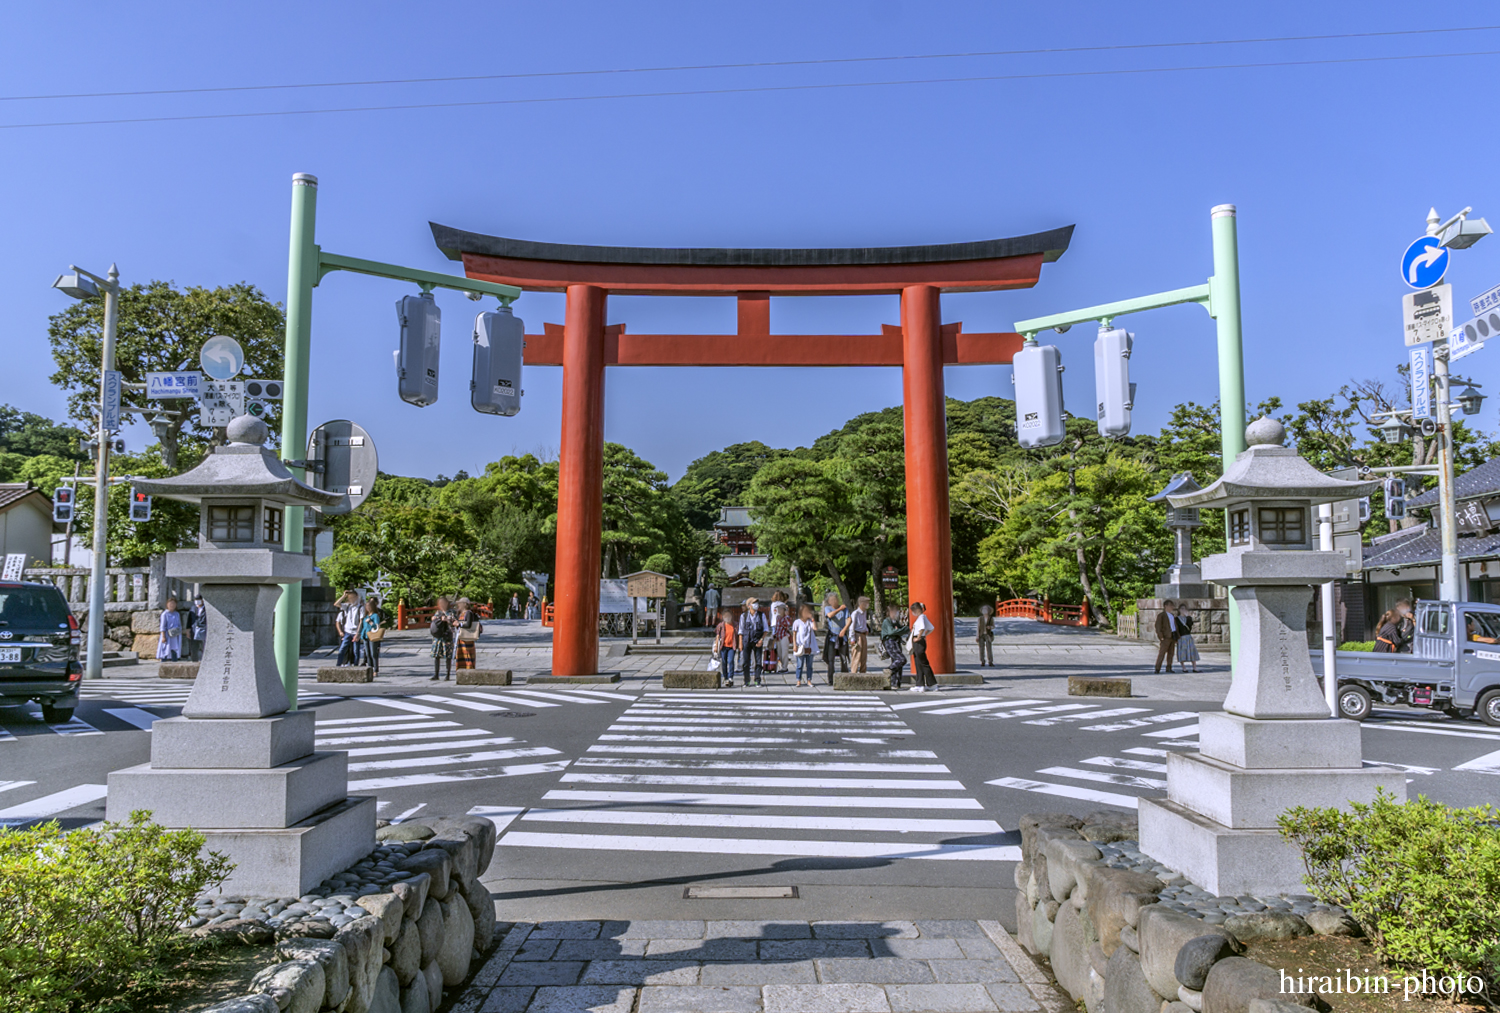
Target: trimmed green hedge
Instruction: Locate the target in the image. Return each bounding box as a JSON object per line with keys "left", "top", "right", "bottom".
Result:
{"left": 1337, "top": 640, "right": 1376, "bottom": 651}
{"left": 1279, "top": 790, "right": 1500, "bottom": 1000}
{"left": 0, "top": 811, "right": 232, "bottom": 1013}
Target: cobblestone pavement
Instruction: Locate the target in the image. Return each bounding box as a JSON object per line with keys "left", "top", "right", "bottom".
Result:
{"left": 451, "top": 919, "right": 1068, "bottom": 1013}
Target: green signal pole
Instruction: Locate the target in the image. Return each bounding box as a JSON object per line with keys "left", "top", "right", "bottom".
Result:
{"left": 274, "top": 173, "right": 319, "bottom": 708}
{"left": 271, "top": 173, "right": 522, "bottom": 706}
{"left": 1013, "top": 204, "right": 1248, "bottom": 656}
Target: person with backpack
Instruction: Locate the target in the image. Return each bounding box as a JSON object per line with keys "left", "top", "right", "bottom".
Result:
{"left": 738, "top": 598, "right": 769, "bottom": 687}
{"left": 429, "top": 596, "right": 455, "bottom": 681}
{"left": 714, "top": 607, "right": 740, "bottom": 687}
{"left": 881, "top": 604, "right": 909, "bottom": 690}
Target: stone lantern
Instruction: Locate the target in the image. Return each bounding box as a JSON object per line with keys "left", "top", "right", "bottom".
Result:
{"left": 1147, "top": 472, "right": 1210, "bottom": 600}
{"left": 107, "top": 416, "right": 374, "bottom": 896}
{"left": 1137, "top": 417, "right": 1405, "bottom": 895}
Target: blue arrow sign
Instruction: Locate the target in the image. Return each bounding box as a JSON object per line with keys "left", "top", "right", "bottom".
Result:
{"left": 1401, "top": 236, "right": 1449, "bottom": 289}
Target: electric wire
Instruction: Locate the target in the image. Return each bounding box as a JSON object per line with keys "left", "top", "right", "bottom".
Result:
{"left": 4, "top": 47, "right": 1498, "bottom": 130}
{"left": 0, "top": 23, "right": 1495, "bottom": 103}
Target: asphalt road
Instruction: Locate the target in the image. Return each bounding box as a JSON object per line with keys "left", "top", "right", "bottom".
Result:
{"left": 4, "top": 672, "right": 1497, "bottom": 924}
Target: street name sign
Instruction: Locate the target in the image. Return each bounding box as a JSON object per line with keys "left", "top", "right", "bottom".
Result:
{"left": 146, "top": 371, "right": 202, "bottom": 399}
{"left": 199, "top": 335, "right": 245, "bottom": 380}
{"left": 1403, "top": 284, "right": 1453, "bottom": 346}
{"left": 102, "top": 369, "right": 123, "bottom": 432}
{"left": 1410, "top": 344, "right": 1433, "bottom": 419}
{"left": 1402, "top": 235, "right": 1450, "bottom": 289}
{"left": 1472, "top": 282, "right": 1500, "bottom": 318}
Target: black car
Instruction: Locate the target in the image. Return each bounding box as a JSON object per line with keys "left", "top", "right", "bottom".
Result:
{"left": 0, "top": 581, "right": 82, "bottom": 723}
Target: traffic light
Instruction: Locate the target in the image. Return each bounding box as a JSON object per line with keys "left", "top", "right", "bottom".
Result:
{"left": 1385, "top": 478, "right": 1406, "bottom": 520}
{"left": 1011, "top": 342, "right": 1066, "bottom": 449}
{"left": 244, "top": 379, "right": 283, "bottom": 400}
{"left": 395, "top": 292, "right": 442, "bottom": 407}
{"left": 471, "top": 305, "right": 525, "bottom": 417}
{"left": 1093, "top": 327, "right": 1135, "bottom": 439}
{"left": 129, "top": 489, "right": 152, "bottom": 523}
{"left": 52, "top": 486, "right": 73, "bottom": 524}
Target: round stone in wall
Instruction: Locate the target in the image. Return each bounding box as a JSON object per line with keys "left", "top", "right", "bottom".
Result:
{"left": 226, "top": 415, "right": 269, "bottom": 446}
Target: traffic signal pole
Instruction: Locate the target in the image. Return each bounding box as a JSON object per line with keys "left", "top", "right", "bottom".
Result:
{"left": 1013, "top": 204, "right": 1248, "bottom": 651}
{"left": 85, "top": 267, "right": 120, "bottom": 681}
{"left": 273, "top": 174, "right": 520, "bottom": 706}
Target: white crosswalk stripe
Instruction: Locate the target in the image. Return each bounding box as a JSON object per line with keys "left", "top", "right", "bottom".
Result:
{"left": 0, "top": 784, "right": 108, "bottom": 825}
{"left": 496, "top": 693, "right": 1018, "bottom": 862}
{"left": 1023, "top": 707, "right": 1151, "bottom": 726}
{"left": 972, "top": 703, "right": 1100, "bottom": 721}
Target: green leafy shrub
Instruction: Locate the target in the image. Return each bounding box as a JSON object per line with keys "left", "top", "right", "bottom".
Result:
{"left": 0, "top": 811, "right": 232, "bottom": 1013}
{"left": 1337, "top": 640, "right": 1376, "bottom": 651}
{"left": 1279, "top": 790, "right": 1500, "bottom": 996}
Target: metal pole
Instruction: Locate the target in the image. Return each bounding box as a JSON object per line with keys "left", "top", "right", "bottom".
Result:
{"left": 275, "top": 173, "right": 319, "bottom": 707}
{"left": 63, "top": 462, "right": 79, "bottom": 568}
{"left": 1210, "top": 205, "right": 1247, "bottom": 662}
{"left": 85, "top": 266, "right": 119, "bottom": 680}
{"left": 1433, "top": 349, "right": 1464, "bottom": 601}
{"left": 1319, "top": 502, "right": 1338, "bottom": 716}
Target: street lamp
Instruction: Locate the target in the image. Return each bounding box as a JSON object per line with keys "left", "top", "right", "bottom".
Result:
{"left": 1377, "top": 414, "right": 1412, "bottom": 444}
{"left": 52, "top": 263, "right": 120, "bottom": 680}
{"left": 1457, "top": 384, "right": 1486, "bottom": 417}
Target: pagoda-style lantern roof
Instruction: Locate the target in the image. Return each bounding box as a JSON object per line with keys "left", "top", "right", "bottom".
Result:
{"left": 1166, "top": 417, "right": 1379, "bottom": 511}
{"left": 133, "top": 416, "right": 343, "bottom": 509}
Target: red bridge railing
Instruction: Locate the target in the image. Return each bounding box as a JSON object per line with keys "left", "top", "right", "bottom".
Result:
{"left": 994, "top": 597, "right": 1090, "bottom": 627}
{"left": 393, "top": 601, "right": 495, "bottom": 631}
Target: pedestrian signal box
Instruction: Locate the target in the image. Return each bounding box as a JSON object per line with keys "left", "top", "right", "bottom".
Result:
{"left": 1385, "top": 478, "right": 1406, "bottom": 520}
{"left": 52, "top": 487, "right": 73, "bottom": 524}
{"left": 471, "top": 306, "right": 525, "bottom": 417}
{"left": 1012, "top": 342, "right": 1066, "bottom": 449}
{"left": 129, "top": 489, "right": 152, "bottom": 523}
{"left": 395, "top": 292, "right": 442, "bottom": 407}
{"left": 1094, "top": 327, "right": 1135, "bottom": 439}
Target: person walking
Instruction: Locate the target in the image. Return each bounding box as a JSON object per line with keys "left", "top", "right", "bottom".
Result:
{"left": 906, "top": 601, "right": 937, "bottom": 691}
{"left": 359, "top": 597, "right": 385, "bottom": 676}
{"left": 1153, "top": 600, "right": 1180, "bottom": 674}
{"left": 429, "top": 596, "right": 456, "bottom": 680}
{"left": 844, "top": 596, "right": 872, "bottom": 673}
{"left": 525, "top": 593, "right": 538, "bottom": 620}
{"left": 187, "top": 593, "right": 208, "bottom": 662}
{"left": 976, "top": 604, "right": 995, "bottom": 666}
{"left": 714, "top": 607, "right": 740, "bottom": 687}
{"left": 157, "top": 596, "right": 183, "bottom": 661}
{"left": 507, "top": 593, "right": 520, "bottom": 620}
{"left": 738, "top": 598, "right": 768, "bottom": 687}
{"left": 823, "top": 594, "right": 848, "bottom": 682}
{"left": 1175, "top": 608, "right": 1200, "bottom": 673}
{"left": 792, "top": 604, "right": 818, "bottom": 686}
{"left": 335, "top": 590, "right": 363, "bottom": 667}
{"left": 455, "top": 598, "right": 481, "bottom": 670}
{"left": 881, "top": 604, "right": 909, "bottom": 690}
{"left": 704, "top": 585, "right": 721, "bottom": 627}
{"left": 770, "top": 590, "right": 793, "bottom": 673}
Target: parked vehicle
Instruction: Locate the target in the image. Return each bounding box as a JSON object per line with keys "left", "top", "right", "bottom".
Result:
{"left": 0, "top": 581, "right": 82, "bottom": 723}
{"left": 1311, "top": 599, "right": 1500, "bottom": 725}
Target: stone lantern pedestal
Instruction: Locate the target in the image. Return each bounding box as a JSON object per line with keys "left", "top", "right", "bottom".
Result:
{"left": 1138, "top": 418, "right": 1405, "bottom": 895}
{"left": 106, "top": 416, "right": 375, "bottom": 896}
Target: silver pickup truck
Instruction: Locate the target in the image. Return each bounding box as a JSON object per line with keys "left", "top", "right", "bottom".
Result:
{"left": 1310, "top": 600, "right": 1500, "bottom": 725}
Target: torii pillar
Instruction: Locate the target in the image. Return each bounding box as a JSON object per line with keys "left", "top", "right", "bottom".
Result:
{"left": 431, "top": 223, "right": 1076, "bottom": 678}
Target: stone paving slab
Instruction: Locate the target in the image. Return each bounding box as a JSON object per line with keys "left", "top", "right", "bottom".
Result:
{"left": 454, "top": 919, "right": 1067, "bottom": 1013}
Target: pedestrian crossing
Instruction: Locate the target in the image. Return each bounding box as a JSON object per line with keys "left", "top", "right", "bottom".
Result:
{"left": 495, "top": 692, "right": 1021, "bottom": 861}
{"left": 311, "top": 711, "right": 568, "bottom": 792}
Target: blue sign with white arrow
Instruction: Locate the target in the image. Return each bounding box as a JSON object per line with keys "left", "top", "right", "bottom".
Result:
{"left": 1402, "top": 236, "right": 1449, "bottom": 289}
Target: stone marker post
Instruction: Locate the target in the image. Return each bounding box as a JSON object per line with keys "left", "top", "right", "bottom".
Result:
{"left": 107, "top": 416, "right": 376, "bottom": 896}
{"left": 1138, "top": 418, "right": 1406, "bottom": 895}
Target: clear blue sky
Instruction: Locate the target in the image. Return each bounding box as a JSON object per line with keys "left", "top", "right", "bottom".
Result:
{"left": 5, "top": 1, "right": 1500, "bottom": 481}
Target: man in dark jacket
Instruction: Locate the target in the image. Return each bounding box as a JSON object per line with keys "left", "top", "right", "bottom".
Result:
{"left": 1154, "top": 600, "right": 1179, "bottom": 674}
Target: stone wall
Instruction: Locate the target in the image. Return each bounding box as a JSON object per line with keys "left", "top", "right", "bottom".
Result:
{"left": 1129, "top": 598, "right": 1229, "bottom": 646}
{"left": 1016, "top": 811, "right": 1358, "bottom": 1013}
{"left": 191, "top": 814, "right": 500, "bottom": 1013}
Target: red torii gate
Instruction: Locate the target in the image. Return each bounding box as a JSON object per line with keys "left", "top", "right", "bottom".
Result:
{"left": 431, "top": 224, "right": 1074, "bottom": 677}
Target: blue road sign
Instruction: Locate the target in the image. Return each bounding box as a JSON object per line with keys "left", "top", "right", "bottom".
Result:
{"left": 1410, "top": 345, "right": 1432, "bottom": 420}
{"left": 1402, "top": 236, "right": 1450, "bottom": 289}
{"left": 102, "top": 369, "right": 123, "bottom": 432}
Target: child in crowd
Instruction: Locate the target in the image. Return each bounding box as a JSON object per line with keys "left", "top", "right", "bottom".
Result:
{"left": 714, "top": 607, "right": 740, "bottom": 688}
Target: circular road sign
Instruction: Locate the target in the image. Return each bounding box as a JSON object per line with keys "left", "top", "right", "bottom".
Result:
{"left": 200, "top": 335, "right": 246, "bottom": 379}
{"left": 1401, "top": 236, "right": 1450, "bottom": 290}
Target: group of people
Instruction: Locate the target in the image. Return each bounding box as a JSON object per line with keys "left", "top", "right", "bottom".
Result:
{"left": 334, "top": 590, "right": 388, "bottom": 673}
{"left": 506, "top": 592, "right": 540, "bottom": 620}
{"left": 426, "top": 597, "right": 485, "bottom": 680}
{"left": 155, "top": 594, "right": 207, "bottom": 661}
{"left": 1152, "top": 599, "right": 1201, "bottom": 674}
{"left": 711, "top": 591, "right": 939, "bottom": 691}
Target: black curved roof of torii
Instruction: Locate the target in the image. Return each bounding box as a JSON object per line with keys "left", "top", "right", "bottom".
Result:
{"left": 430, "top": 223, "right": 1075, "bottom": 268}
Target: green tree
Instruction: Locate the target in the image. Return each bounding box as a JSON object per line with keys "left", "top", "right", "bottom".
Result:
{"left": 744, "top": 457, "right": 860, "bottom": 606}
{"left": 670, "top": 441, "right": 788, "bottom": 529}
{"left": 601, "top": 443, "right": 679, "bottom": 578}
{"left": 0, "top": 405, "right": 86, "bottom": 460}
{"left": 47, "top": 281, "right": 285, "bottom": 470}
{"left": 830, "top": 419, "right": 906, "bottom": 615}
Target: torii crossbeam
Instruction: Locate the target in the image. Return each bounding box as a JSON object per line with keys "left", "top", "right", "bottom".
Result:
{"left": 431, "top": 224, "right": 1075, "bottom": 677}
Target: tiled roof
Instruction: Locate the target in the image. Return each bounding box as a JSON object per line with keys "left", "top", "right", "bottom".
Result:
{"left": 1405, "top": 456, "right": 1500, "bottom": 509}
{"left": 1362, "top": 524, "right": 1500, "bottom": 569}
{"left": 0, "top": 484, "right": 48, "bottom": 513}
